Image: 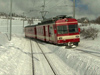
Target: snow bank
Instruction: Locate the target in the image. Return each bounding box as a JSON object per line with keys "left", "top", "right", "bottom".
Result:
{"left": 0, "top": 33, "right": 8, "bottom": 45}
{"left": 45, "top": 44, "right": 100, "bottom": 75}
{"left": 79, "top": 33, "right": 100, "bottom": 51}
{"left": 0, "top": 34, "right": 32, "bottom": 75}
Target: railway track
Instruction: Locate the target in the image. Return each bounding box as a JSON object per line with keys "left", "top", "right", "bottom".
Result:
{"left": 30, "top": 40, "right": 35, "bottom": 75}
{"left": 35, "top": 40, "right": 57, "bottom": 75}
{"left": 30, "top": 39, "right": 56, "bottom": 75}
{"left": 30, "top": 39, "right": 77, "bottom": 75}
{"left": 74, "top": 47, "right": 100, "bottom": 58}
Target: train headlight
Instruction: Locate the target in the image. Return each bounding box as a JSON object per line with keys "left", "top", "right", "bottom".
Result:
{"left": 65, "top": 19, "right": 68, "bottom": 21}
{"left": 76, "top": 36, "right": 79, "bottom": 38}
{"left": 59, "top": 37, "right": 62, "bottom": 40}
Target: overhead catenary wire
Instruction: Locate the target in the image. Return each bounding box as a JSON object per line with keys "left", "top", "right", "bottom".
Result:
{"left": 29, "top": 0, "right": 69, "bottom": 12}
{"left": 40, "top": 0, "right": 67, "bottom": 18}
{"left": 20, "top": 0, "right": 74, "bottom": 18}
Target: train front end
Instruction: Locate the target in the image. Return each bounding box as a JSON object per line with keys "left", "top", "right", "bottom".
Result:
{"left": 56, "top": 17, "right": 80, "bottom": 46}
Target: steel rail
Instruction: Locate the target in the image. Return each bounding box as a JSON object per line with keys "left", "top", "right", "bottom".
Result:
{"left": 35, "top": 40, "right": 57, "bottom": 75}
{"left": 75, "top": 48, "right": 100, "bottom": 58}
{"left": 30, "top": 40, "right": 35, "bottom": 75}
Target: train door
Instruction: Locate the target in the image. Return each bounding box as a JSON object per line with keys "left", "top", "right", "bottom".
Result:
{"left": 49, "top": 25, "right": 55, "bottom": 43}
{"left": 45, "top": 26, "right": 49, "bottom": 42}
{"left": 43, "top": 26, "right": 46, "bottom": 41}
{"left": 45, "top": 26, "right": 47, "bottom": 41}
{"left": 34, "top": 27, "right": 37, "bottom": 39}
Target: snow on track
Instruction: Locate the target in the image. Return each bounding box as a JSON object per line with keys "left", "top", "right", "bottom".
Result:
{"left": 75, "top": 47, "right": 100, "bottom": 58}
{"left": 31, "top": 40, "right": 55, "bottom": 75}
{"left": 33, "top": 40, "right": 78, "bottom": 75}
{"left": 44, "top": 42, "right": 100, "bottom": 75}
{"left": 1, "top": 33, "right": 100, "bottom": 75}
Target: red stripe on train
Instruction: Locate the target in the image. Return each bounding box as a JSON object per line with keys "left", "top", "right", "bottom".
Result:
{"left": 57, "top": 38, "right": 80, "bottom": 44}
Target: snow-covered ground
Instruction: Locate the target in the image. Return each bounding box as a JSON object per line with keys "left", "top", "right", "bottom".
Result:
{"left": 0, "top": 19, "right": 100, "bottom": 75}
{"left": 0, "top": 34, "right": 33, "bottom": 75}
{"left": 0, "top": 18, "right": 40, "bottom": 34}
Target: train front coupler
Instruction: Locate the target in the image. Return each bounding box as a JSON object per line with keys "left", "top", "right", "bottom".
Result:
{"left": 65, "top": 42, "right": 76, "bottom": 48}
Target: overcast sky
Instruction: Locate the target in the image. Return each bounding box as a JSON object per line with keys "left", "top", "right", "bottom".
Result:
{"left": 0, "top": 0, "right": 100, "bottom": 20}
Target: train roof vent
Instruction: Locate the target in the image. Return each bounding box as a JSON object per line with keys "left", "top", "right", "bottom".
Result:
{"left": 53, "top": 15, "right": 67, "bottom": 19}
{"left": 56, "top": 15, "right": 66, "bottom": 18}
{"left": 67, "top": 16, "right": 73, "bottom": 18}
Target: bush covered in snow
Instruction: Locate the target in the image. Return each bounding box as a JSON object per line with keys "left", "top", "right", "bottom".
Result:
{"left": 80, "top": 27, "right": 99, "bottom": 40}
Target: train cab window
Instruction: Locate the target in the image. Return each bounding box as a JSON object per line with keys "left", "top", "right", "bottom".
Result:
{"left": 68, "top": 25, "right": 78, "bottom": 33}
{"left": 57, "top": 25, "right": 68, "bottom": 34}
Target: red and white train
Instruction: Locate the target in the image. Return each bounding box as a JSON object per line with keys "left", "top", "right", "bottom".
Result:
{"left": 24, "top": 15, "right": 80, "bottom": 46}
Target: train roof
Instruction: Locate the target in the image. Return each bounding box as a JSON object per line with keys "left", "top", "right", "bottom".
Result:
{"left": 37, "top": 15, "right": 73, "bottom": 25}
{"left": 25, "top": 15, "right": 74, "bottom": 28}
{"left": 25, "top": 24, "right": 37, "bottom": 28}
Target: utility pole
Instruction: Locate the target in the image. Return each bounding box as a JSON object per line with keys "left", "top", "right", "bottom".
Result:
{"left": 40, "top": 0, "right": 48, "bottom": 20}
{"left": 9, "top": 0, "right": 12, "bottom": 41}
{"left": 23, "top": 12, "right": 24, "bottom": 32}
{"left": 73, "top": 0, "right": 75, "bottom": 18}
{"left": 7, "top": 18, "right": 8, "bottom": 32}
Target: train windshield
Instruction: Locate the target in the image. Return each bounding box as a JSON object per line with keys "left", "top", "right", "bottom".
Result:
{"left": 57, "top": 25, "right": 78, "bottom": 34}
{"left": 68, "top": 25, "right": 78, "bottom": 33}
{"left": 57, "top": 25, "right": 68, "bottom": 34}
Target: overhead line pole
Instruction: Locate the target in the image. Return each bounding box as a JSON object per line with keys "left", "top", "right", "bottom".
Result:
{"left": 40, "top": 0, "right": 48, "bottom": 20}
{"left": 23, "top": 12, "right": 24, "bottom": 32}
{"left": 73, "top": 0, "right": 75, "bottom": 18}
{"left": 9, "top": 0, "right": 12, "bottom": 41}
{"left": 43, "top": 0, "right": 45, "bottom": 11}
{"left": 41, "top": 0, "right": 45, "bottom": 20}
